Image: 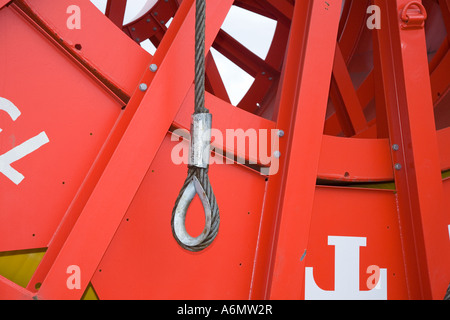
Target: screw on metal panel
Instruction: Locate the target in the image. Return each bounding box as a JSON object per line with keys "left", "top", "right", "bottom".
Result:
{"left": 394, "top": 163, "right": 402, "bottom": 170}
{"left": 278, "top": 130, "right": 285, "bottom": 137}
{"left": 392, "top": 144, "right": 400, "bottom": 151}
{"left": 139, "top": 83, "right": 148, "bottom": 92}
{"left": 149, "top": 64, "right": 158, "bottom": 72}
{"left": 274, "top": 151, "right": 281, "bottom": 158}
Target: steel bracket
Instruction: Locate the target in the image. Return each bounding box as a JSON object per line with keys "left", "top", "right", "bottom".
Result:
{"left": 400, "top": 1, "right": 427, "bottom": 30}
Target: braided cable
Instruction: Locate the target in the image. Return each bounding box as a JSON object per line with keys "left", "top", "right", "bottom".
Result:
{"left": 171, "top": 0, "right": 220, "bottom": 252}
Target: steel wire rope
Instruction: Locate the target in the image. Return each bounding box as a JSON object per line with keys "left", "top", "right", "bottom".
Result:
{"left": 171, "top": 0, "right": 219, "bottom": 252}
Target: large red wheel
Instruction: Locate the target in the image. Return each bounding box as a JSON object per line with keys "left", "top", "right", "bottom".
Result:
{"left": 101, "top": 0, "right": 449, "bottom": 183}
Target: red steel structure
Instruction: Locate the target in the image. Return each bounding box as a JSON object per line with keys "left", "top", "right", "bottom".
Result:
{"left": 0, "top": 0, "right": 449, "bottom": 300}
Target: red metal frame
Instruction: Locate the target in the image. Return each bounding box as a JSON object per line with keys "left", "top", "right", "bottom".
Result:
{"left": 32, "top": 0, "right": 235, "bottom": 300}
{"left": 375, "top": 0, "right": 450, "bottom": 299}
{"left": 262, "top": 0, "right": 344, "bottom": 300}
{"left": 1, "top": 0, "right": 449, "bottom": 300}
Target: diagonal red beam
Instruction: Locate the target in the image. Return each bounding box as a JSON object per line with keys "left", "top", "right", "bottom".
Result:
{"left": 331, "top": 43, "right": 368, "bottom": 136}
{"left": 0, "top": 0, "right": 11, "bottom": 9}
{"left": 265, "top": 0, "right": 293, "bottom": 20}
{"left": 105, "top": 0, "right": 127, "bottom": 28}
{"left": 205, "top": 52, "right": 230, "bottom": 103}
{"left": 233, "top": 0, "right": 275, "bottom": 20}
{"left": 34, "top": 0, "right": 234, "bottom": 300}
{"left": 0, "top": 275, "right": 35, "bottom": 300}
{"left": 213, "top": 29, "right": 279, "bottom": 78}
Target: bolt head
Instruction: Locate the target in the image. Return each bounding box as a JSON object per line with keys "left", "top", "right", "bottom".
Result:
{"left": 274, "top": 151, "right": 281, "bottom": 158}
{"left": 394, "top": 163, "right": 402, "bottom": 170}
{"left": 278, "top": 130, "right": 285, "bottom": 137}
{"left": 139, "top": 83, "right": 148, "bottom": 92}
{"left": 149, "top": 64, "right": 158, "bottom": 72}
{"left": 392, "top": 144, "right": 400, "bottom": 151}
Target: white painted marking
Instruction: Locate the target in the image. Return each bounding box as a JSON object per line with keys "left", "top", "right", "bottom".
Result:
{"left": 0, "top": 97, "right": 21, "bottom": 133}
{"left": 0, "top": 132, "right": 50, "bottom": 185}
{"left": 305, "top": 236, "right": 387, "bottom": 300}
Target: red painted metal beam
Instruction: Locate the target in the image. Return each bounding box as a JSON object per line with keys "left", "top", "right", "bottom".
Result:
{"left": 0, "top": 0, "right": 11, "bottom": 9}
{"left": 18, "top": 0, "right": 151, "bottom": 99}
{"left": 173, "top": 85, "right": 276, "bottom": 166}
{"left": 268, "top": 0, "right": 342, "bottom": 299}
{"left": 248, "top": 0, "right": 342, "bottom": 299}
{"left": 213, "top": 30, "right": 279, "bottom": 78}
{"left": 205, "top": 52, "right": 231, "bottom": 103}
{"left": 34, "top": 0, "right": 234, "bottom": 300}
{"left": 439, "top": 0, "right": 450, "bottom": 41}
{"left": 375, "top": 0, "right": 450, "bottom": 299}
{"left": 337, "top": 0, "right": 369, "bottom": 62}
{"left": 430, "top": 49, "right": 450, "bottom": 106}
{"left": 0, "top": 275, "right": 35, "bottom": 300}
{"left": 240, "top": 21, "right": 290, "bottom": 116}
{"left": 265, "top": 0, "right": 293, "bottom": 20}
{"left": 105, "top": 0, "right": 127, "bottom": 28}
{"left": 331, "top": 43, "right": 368, "bottom": 136}
{"left": 372, "top": 31, "right": 390, "bottom": 139}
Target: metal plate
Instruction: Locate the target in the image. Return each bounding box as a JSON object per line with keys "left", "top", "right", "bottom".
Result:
{"left": 91, "top": 134, "right": 267, "bottom": 299}
{"left": 0, "top": 6, "right": 123, "bottom": 252}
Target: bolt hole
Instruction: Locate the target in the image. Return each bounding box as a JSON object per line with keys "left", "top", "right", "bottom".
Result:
{"left": 74, "top": 44, "right": 82, "bottom": 50}
{"left": 32, "top": 234, "right": 35, "bottom": 237}
{"left": 344, "top": 172, "right": 350, "bottom": 177}
{"left": 34, "top": 282, "right": 42, "bottom": 290}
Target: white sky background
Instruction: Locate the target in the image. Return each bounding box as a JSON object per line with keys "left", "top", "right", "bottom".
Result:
{"left": 89, "top": 0, "right": 277, "bottom": 105}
